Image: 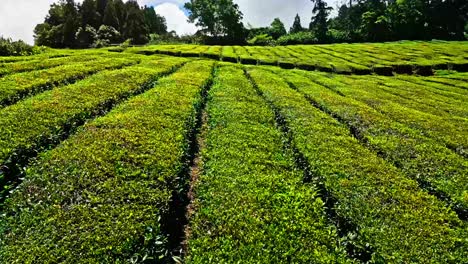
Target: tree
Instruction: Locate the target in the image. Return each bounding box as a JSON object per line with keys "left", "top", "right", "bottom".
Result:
{"left": 97, "top": 0, "right": 108, "bottom": 19}
{"left": 290, "top": 14, "right": 304, "bottom": 34}
{"left": 96, "top": 25, "right": 121, "bottom": 44}
{"left": 79, "top": 0, "right": 99, "bottom": 28}
{"left": 75, "top": 25, "right": 97, "bottom": 48}
{"left": 310, "top": 0, "right": 333, "bottom": 42}
{"left": 184, "top": 0, "right": 245, "bottom": 42}
{"left": 62, "top": 0, "right": 80, "bottom": 47}
{"left": 123, "top": 0, "right": 149, "bottom": 44}
{"left": 103, "top": 0, "right": 120, "bottom": 29}
{"left": 269, "top": 18, "right": 287, "bottom": 39}
{"left": 143, "top": 6, "right": 167, "bottom": 35}
{"left": 45, "top": 2, "right": 66, "bottom": 26}
{"left": 113, "top": 0, "right": 126, "bottom": 32}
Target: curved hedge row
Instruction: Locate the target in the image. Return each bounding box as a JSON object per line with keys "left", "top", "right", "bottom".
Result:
{"left": 247, "top": 67, "right": 466, "bottom": 263}
{"left": 0, "top": 54, "right": 97, "bottom": 77}
{"left": 187, "top": 64, "right": 352, "bottom": 263}
{"left": 0, "top": 57, "right": 187, "bottom": 201}
{"left": 310, "top": 74, "right": 468, "bottom": 158}
{"left": 276, "top": 68, "right": 468, "bottom": 218}
{"left": 0, "top": 55, "right": 141, "bottom": 107}
{"left": 0, "top": 60, "right": 215, "bottom": 262}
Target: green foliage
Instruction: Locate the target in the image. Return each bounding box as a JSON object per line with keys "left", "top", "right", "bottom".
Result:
{"left": 310, "top": 0, "right": 333, "bottom": 42}
{"left": 277, "top": 31, "right": 317, "bottom": 45}
{"left": 187, "top": 64, "right": 351, "bottom": 263}
{"left": 103, "top": 0, "right": 120, "bottom": 29}
{"left": 75, "top": 25, "right": 98, "bottom": 48}
{"left": 327, "top": 29, "right": 351, "bottom": 43}
{"left": 247, "top": 34, "right": 274, "bottom": 46}
{"left": 0, "top": 58, "right": 213, "bottom": 264}
{"left": 123, "top": 0, "right": 149, "bottom": 44}
{"left": 144, "top": 6, "right": 167, "bottom": 35}
{"left": 0, "top": 37, "right": 36, "bottom": 56}
{"left": 184, "top": 0, "right": 245, "bottom": 43}
{"left": 279, "top": 69, "right": 468, "bottom": 216}
{"left": 0, "top": 54, "right": 138, "bottom": 107}
{"left": 0, "top": 54, "right": 92, "bottom": 77}
{"left": 329, "top": 0, "right": 468, "bottom": 42}
{"left": 96, "top": 25, "right": 121, "bottom": 46}
{"left": 269, "top": 18, "right": 287, "bottom": 39}
{"left": 35, "top": 0, "right": 164, "bottom": 47}
{"left": 80, "top": 0, "right": 100, "bottom": 28}
{"left": 0, "top": 57, "right": 188, "bottom": 200}
{"left": 247, "top": 67, "right": 465, "bottom": 262}
{"left": 290, "top": 13, "right": 304, "bottom": 34}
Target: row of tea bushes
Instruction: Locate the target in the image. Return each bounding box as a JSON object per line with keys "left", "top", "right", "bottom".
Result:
{"left": 187, "top": 64, "right": 352, "bottom": 263}
{"left": 0, "top": 60, "right": 215, "bottom": 262}
{"left": 0, "top": 57, "right": 188, "bottom": 201}
{"left": 247, "top": 67, "right": 466, "bottom": 263}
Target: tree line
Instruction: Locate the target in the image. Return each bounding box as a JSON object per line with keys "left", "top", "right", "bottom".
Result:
{"left": 184, "top": 0, "right": 468, "bottom": 44}
{"left": 35, "top": 0, "right": 468, "bottom": 47}
{"left": 34, "top": 0, "right": 167, "bottom": 48}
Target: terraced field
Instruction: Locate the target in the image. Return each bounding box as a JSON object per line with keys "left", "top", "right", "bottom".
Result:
{"left": 129, "top": 41, "right": 468, "bottom": 75}
{"left": 0, "top": 42, "right": 467, "bottom": 263}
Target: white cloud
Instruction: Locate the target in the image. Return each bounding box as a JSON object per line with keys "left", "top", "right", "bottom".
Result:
{"left": 154, "top": 3, "right": 198, "bottom": 35}
{"left": 0, "top": 0, "right": 338, "bottom": 44}
{"left": 0, "top": 0, "right": 57, "bottom": 44}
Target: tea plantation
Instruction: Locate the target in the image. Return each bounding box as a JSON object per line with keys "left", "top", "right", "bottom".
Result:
{"left": 0, "top": 41, "right": 467, "bottom": 263}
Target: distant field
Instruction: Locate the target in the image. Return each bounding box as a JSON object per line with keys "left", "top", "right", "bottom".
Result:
{"left": 128, "top": 41, "right": 468, "bottom": 75}
{"left": 0, "top": 42, "right": 467, "bottom": 263}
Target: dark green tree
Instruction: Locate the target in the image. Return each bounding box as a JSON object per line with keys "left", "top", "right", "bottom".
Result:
{"left": 45, "top": 2, "right": 66, "bottom": 26}
{"left": 62, "top": 0, "right": 80, "bottom": 47}
{"left": 123, "top": 0, "right": 149, "bottom": 44}
{"left": 75, "top": 25, "right": 97, "bottom": 48}
{"left": 112, "top": 0, "right": 126, "bottom": 32}
{"left": 290, "top": 14, "right": 304, "bottom": 34}
{"left": 79, "top": 0, "right": 99, "bottom": 28}
{"left": 143, "top": 6, "right": 167, "bottom": 35}
{"left": 97, "top": 0, "right": 108, "bottom": 19}
{"left": 309, "top": 0, "right": 333, "bottom": 42}
{"left": 184, "top": 0, "right": 245, "bottom": 42}
{"left": 103, "top": 0, "right": 120, "bottom": 29}
{"left": 269, "top": 18, "right": 287, "bottom": 39}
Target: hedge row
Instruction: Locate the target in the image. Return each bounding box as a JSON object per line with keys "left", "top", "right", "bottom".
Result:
{"left": 0, "top": 54, "right": 98, "bottom": 77}
{"left": 0, "top": 52, "right": 70, "bottom": 64}
{"left": 247, "top": 67, "right": 466, "bottom": 263}
{"left": 311, "top": 74, "right": 468, "bottom": 158}
{"left": 0, "top": 55, "right": 140, "bottom": 107}
{"left": 425, "top": 74, "right": 468, "bottom": 90}
{"left": 0, "top": 57, "right": 188, "bottom": 201}
{"left": 395, "top": 75, "right": 468, "bottom": 101}
{"left": 130, "top": 42, "right": 468, "bottom": 75}
{"left": 275, "top": 68, "right": 468, "bottom": 218}
{"left": 187, "top": 64, "right": 352, "bottom": 263}
{"left": 347, "top": 75, "right": 468, "bottom": 119}
{"left": 0, "top": 60, "right": 215, "bottom": 263}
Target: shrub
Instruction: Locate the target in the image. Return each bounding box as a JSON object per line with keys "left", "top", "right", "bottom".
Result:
{"left": 276, "top": 31, "right": 317, "bottom": 45}
{"left": 328, "top": 29, "right": 351, "bottom": 43}
{"left": 0, "top": 37, "right": 36, "bottom": 56}
{"left": 75, "top": 26, "right": 97, "bottom": 48}
{"left": 247, "top": 34, "right": 275, "bottom": 46}
{"left": 187, "top": 65, "right": 351, "bottom": 263}
{"left": 93, "top": 25, "right": 121, "bottom": 47}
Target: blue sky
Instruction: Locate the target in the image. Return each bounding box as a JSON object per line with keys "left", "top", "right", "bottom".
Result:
{"left": 0, "top": 0, "right": 338, "bottom": 44}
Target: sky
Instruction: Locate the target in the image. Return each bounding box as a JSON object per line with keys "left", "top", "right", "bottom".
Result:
{"left": 0, "top": 0, "right": 338, "bottom": 44}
